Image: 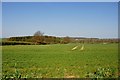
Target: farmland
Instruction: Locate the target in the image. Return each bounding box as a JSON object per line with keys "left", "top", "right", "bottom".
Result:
{"left": 2, "top": 43, "right": 118, "bottom": 78}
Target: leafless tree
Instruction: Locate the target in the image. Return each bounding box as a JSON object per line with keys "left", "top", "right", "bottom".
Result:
{"left": 33, "top": 31, "right": 44, "bottom": 44}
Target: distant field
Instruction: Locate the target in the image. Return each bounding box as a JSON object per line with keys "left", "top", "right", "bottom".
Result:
{"left": 2, "top": 43, "right": 118, "bottom": 78}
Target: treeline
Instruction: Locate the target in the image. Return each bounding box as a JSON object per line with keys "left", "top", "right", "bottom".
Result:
{"left": 1, "top": 31, "right": 119, "bottom": 45}
{"left": 1, "top": 36, "right": 119, "bottom": 46}
{"left": 2, "top": 41, "right": 33, "bottom": 45}
{"left": 72, "top": 38, "right": 119, "bottom": 44}
{"left": 2, "top": 36, "right": 71, "bottom": 45}
{"left": 7, "top": 36, "right": 62, "bottom": 44}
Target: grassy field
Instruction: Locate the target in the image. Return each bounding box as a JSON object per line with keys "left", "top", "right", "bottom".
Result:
{"left": 2, "top": 43, "right": 118, "bottom": 78}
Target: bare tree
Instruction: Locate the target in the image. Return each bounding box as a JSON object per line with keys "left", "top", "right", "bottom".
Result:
{"left": 34, "top": 31, "right": 44, "bottom": 36}
{"left": 63, "top": 36, "right": 71, "bottom": 44}
{"left": 33, "top": 31, "right": 44, "bottom": 44}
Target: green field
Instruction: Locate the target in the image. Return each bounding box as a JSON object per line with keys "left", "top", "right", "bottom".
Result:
{"left": 2, "top": 43, "right": 118, "bottom": 78}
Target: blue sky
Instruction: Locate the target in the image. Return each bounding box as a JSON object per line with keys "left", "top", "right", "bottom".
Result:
{"left": 2, "top": 2, "right": 118, "bottom": 38}
{"left": 2, "top": 0, "right": 120, "bottom": 2}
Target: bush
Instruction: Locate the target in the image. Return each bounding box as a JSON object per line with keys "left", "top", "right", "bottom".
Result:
{"left": 85, "top": 67, "right": 117, "bottom": 78}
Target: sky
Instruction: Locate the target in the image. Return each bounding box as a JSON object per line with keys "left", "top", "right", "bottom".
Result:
{"left": 0, "top": 2, "right": 2, "bottom": 38}
{"left": 2, "top": 2, "right": 118, "bottom": 38}
{"left": 1, "top": 0, "right": 120, "bottom": 2}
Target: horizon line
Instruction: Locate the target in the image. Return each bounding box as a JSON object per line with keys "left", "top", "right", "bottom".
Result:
{"left": 1, "top": 35, "right": 119, "bottom": 39}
